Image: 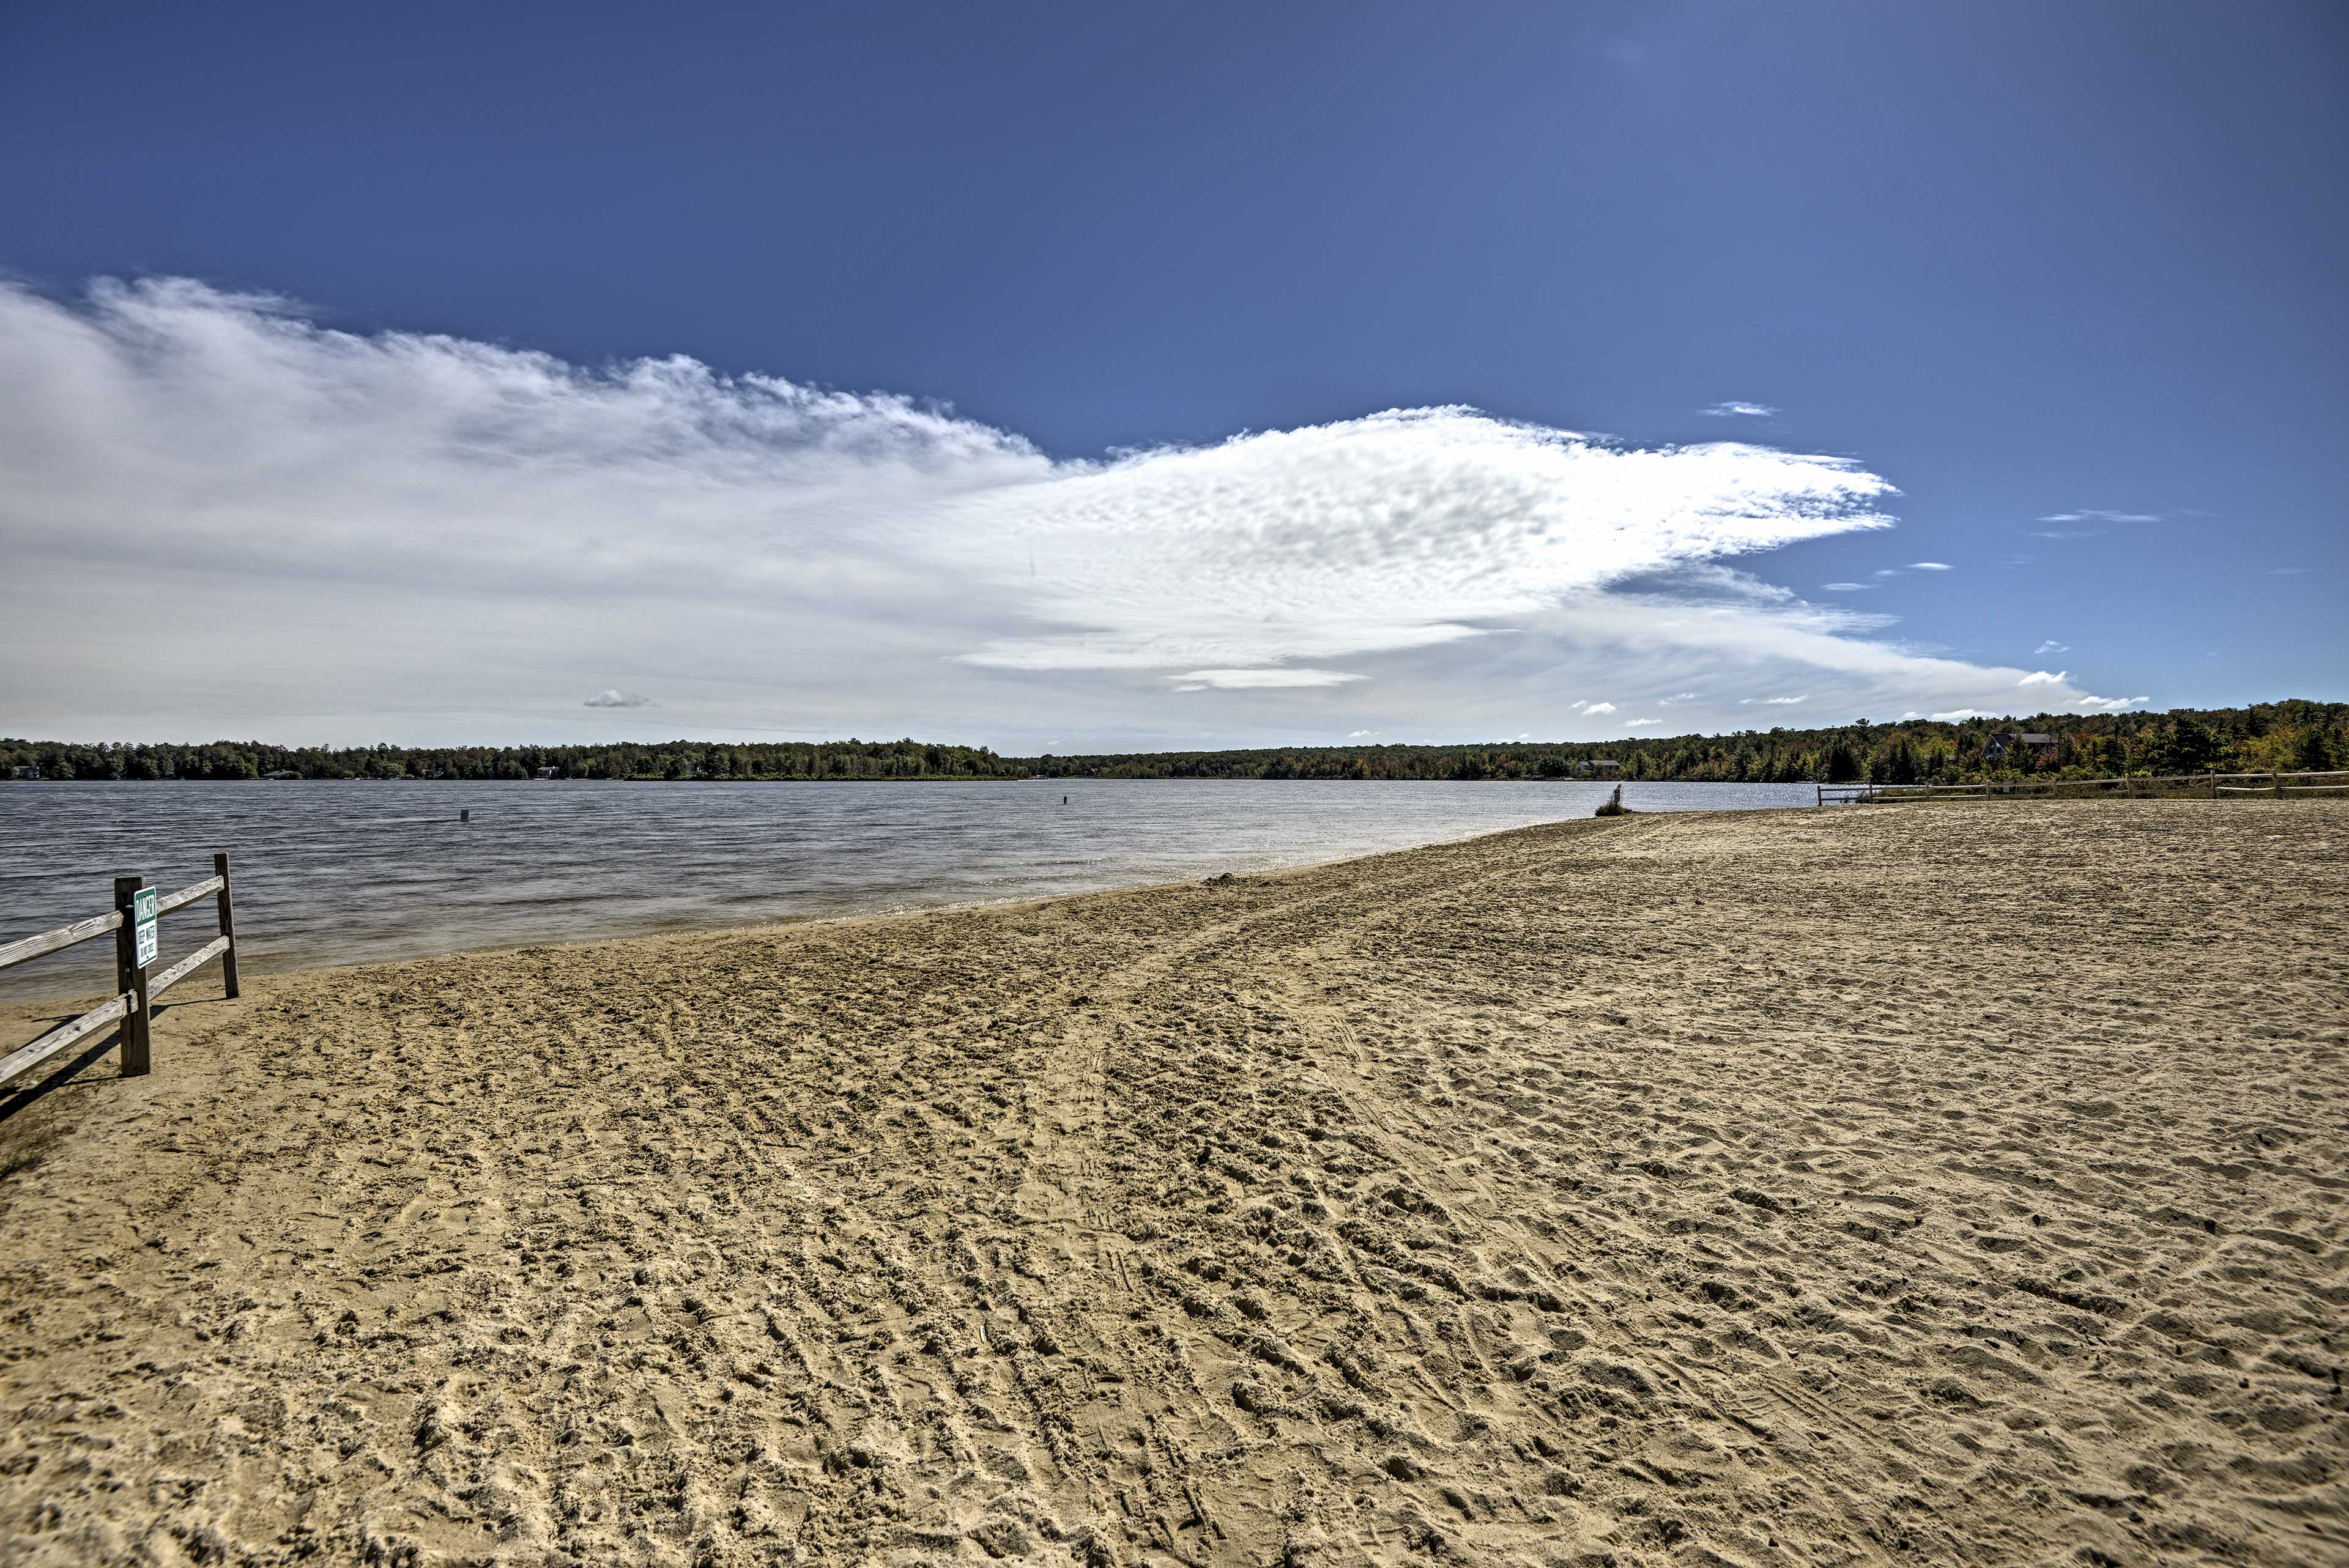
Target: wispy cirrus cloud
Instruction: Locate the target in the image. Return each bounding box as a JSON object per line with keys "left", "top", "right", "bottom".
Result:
{"left": 1699, "top": 400, "right": 1777, "bottom": 418}
{"left": 0, "top": 276, "right": 2148, "bottom": 745}
{"left": 2030, "top": 509, "right": 2166, "bottom": 540}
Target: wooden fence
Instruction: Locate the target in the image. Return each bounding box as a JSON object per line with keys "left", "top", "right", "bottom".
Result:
{"left": 0, "top": 853, "right": 240, "bottom": 1093}
{"left": 1819, "top": 769, "right": 2349, "bottom": 805}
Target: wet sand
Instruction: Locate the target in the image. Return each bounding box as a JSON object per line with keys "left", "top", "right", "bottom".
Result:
{"left": 2, "top": 801, "right": 2344, "bottom": 1567}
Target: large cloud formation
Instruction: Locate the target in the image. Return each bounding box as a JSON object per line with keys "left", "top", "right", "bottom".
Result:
{"left": 0, "top": 279, "right": 2137, "bottom": 745}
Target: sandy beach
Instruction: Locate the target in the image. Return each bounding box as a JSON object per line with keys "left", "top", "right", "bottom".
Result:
{"left": 2, "top": 800, "right": 2344, "bottom": 1567}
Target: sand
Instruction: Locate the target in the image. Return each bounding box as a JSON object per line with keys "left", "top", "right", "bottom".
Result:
{"left": 1, "top": 800, "right": 2345, "bottom": 1567}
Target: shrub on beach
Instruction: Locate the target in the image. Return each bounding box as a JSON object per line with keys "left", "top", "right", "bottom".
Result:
{"left": 1594, "top": 785, "right": 1627, "bottom": 817}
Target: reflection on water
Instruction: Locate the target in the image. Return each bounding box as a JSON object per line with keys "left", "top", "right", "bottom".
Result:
{"left": 0, "top": 778, "right": 1816, "bottom": 1000}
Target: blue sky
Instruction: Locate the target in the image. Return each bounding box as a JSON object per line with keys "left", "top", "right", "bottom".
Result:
{"left": 1, "top": 1, "right": 2341, "bottom": 747}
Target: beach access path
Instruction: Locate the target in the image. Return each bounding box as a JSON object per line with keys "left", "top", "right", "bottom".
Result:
{"left": 1, "top": 801, "right": 2343, "bottom": 1567}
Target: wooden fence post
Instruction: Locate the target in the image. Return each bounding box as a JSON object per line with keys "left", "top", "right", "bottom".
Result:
{"left": 112, "top": 876, "right": 150, "bottom": 1077}
{"left": 213, "top": 851, "right": 240, "bottom": 999}
{"left": 2272, "top": 771, "right": 2282, "bottom": 797}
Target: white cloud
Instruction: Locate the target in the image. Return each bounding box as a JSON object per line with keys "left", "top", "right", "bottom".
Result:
{"left": 1624, "top": 718, "right": 1664, "bottom": 727}
{"left": 1658, "top": 692, "right": 1699, "bottom": 704}
{"left": 1872, "top": 568, "right": 1901, "bottom": 577}
{"left": 2034, "top": 640, "right": 2069, "bottom": 655}
{"left": 2040, "top": 509, "right": 2161, "bottom": 524}
{"left": 1740, "top": 693, "right": 1808, "bottom": 705}
{"left": 583, "top": 689, "right": 653, "bottom": 708}
{"left": 1700, "top": 401, "right": 1777, "bottom": 418}
{"left": 952, "top": 408, "right": 1898, "bottom": 678}
{"left": 1909, "top": 561, "right": 1951, "bottom": 570}
{"left": 1346, "top": 729, "right": 1381, "bottom": 739}
{"left": 1931, "top": 709, "right": 1993, "bottom": 722}
{"left": 2016, "top": 670, "right": 2066, "bottom": 686}
{"left": 1174, "top": 668, "right": 1363, "bottom": 689}
{"left": 0, "top": 276, "right": 2148, "bottom": 746}
{"left": 1820, "top": 582, "right": 1869, "bottom": 592}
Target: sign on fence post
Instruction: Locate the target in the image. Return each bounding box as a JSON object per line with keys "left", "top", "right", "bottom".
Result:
{"left": 113, "top": 876, "right": 151, "bottom": 1076}
{"left": 132, "top": 887, "right": 158, "bottom": 969}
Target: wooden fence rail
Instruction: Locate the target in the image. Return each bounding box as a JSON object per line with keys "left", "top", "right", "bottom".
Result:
{"left": 0, "top": 852, "right": 240, "bottom": 1094}
{"left": 1819, "top": 769, "right": 2349, "bottom": 805}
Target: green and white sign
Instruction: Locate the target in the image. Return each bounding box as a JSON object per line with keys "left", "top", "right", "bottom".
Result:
{"left": 132, "top": 887, "right": 158, "bottom": 969}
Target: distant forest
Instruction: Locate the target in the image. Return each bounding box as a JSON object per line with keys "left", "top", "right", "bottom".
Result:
{"left": 1025, "top": 701, "right": 2349, "bottom": 783}
{"left": 4, "top": 701, "right": 2343, "bottom": 785}
{"left": 0, "top": 737, "right": 1026, "bottom": 782}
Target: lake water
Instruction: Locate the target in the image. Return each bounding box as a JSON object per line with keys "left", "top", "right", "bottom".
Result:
{"left": 0, "top": 779, "right": 1816, "bottom": 1001}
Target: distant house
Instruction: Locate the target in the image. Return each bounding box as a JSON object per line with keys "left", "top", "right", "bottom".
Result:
{"left": 261, "top": 769, "right": 300, "bottom": 780}
{"left": 10, "top": 765, "right": 39, "bottom": 780}
{"left": 1984, "top": 731, "right": 2057, "bottom": 762}
{"left": 1573, "top": 758, "right": 1622, "bottom": 776}
{"left": 532, "top": 766, "right": 560, "bottom": 780}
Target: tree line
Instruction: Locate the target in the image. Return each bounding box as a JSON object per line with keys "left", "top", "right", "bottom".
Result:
{"left": 1025, "top": 701, "right": 2347, "bottom": 783}
{"left": 0, "top": 738, "right": 1026, "bottom": 782}
{"left": 4, "top": 701, "right": 2342, "bottom": 785}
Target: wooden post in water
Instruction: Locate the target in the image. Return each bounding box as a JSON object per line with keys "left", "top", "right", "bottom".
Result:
{"left": 113, "top": 876, "right": 150, "bottom": 1076}
{"left": 213, "top": 851, "right": 240, "bottom": 999}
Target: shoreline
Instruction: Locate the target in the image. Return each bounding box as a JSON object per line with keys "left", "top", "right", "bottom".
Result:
{"left": 0, "top": 805, "right": 1685, "bottom": 1016}
{"left": 0, "top": 782, "right": 1824, "bottom": 1004}
{"left": 4, "top": 800, "right": 2344, "bottom": 1566}
{"left": 7, "top": 791, "right": 2329, "bottom": 1019}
